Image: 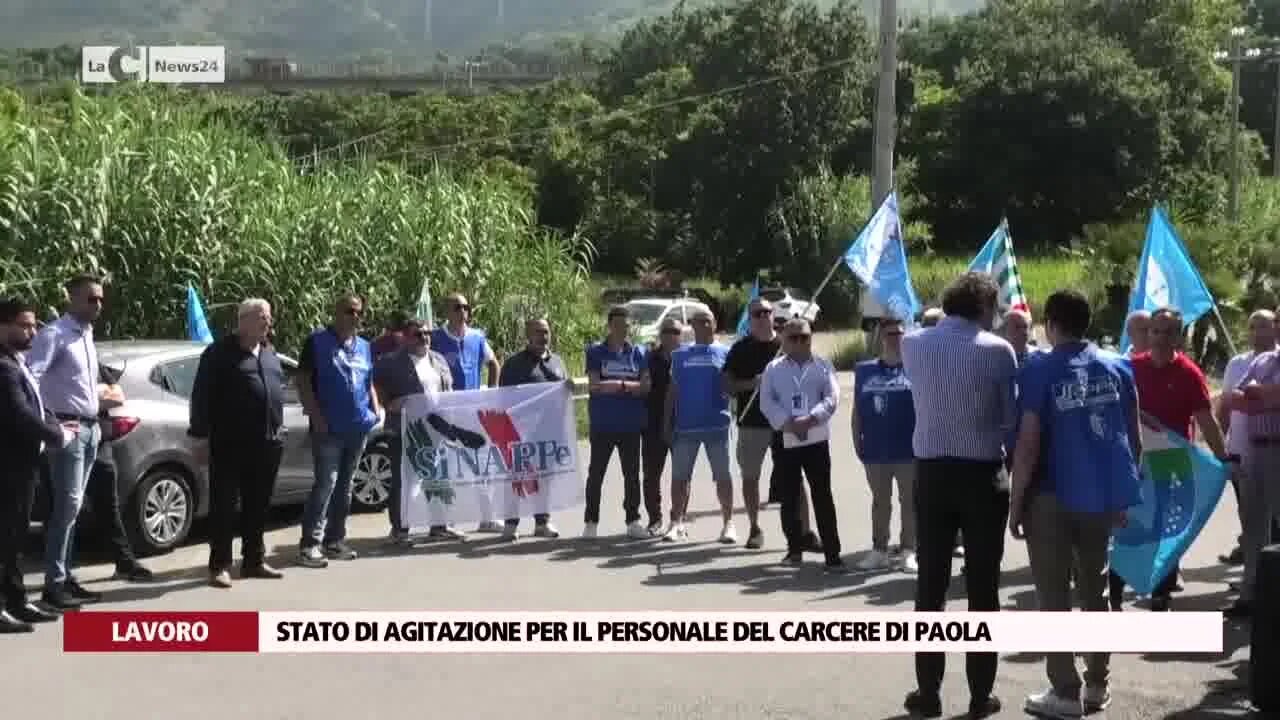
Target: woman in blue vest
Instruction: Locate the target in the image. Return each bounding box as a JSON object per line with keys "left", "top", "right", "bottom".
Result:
{"left": 431, "top": 293, "right": 502, "bottom": 532}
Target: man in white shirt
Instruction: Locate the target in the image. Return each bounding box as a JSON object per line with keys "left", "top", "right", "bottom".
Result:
{"left": 1215, "top": 309, "right": 1276, "bottom": 566}
{"left": 760, "top": 319, "right": 845, "bottom": 573}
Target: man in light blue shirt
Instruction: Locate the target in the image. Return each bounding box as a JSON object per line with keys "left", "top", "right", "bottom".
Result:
{"left": 1009, "top": 289, "right": 1142, "bottom": 719}
{"left": 26, "top": 274, "right": 107, "bottom": 609}
{"left": 662, "top": 309, "right": 733, "bottom": 543}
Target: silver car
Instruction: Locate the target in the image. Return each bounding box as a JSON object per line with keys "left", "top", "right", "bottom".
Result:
{"left": 69, "top": 340, "right": 392, "bottom": 555}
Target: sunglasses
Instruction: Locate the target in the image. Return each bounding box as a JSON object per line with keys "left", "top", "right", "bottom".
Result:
{"left": 660, "top": 328, "right": 680, "bottom": 335}
{"left": 342, "top": 307, "right": 363, "bottom": 316}
{"left": 751, "top": 309, "right": 772, "bottom": 318}
{"left": 452, "top": 304, "right": 470, "bottom": 312}
{"left": 787, "top": 334, "right": 811, "bottom": 342}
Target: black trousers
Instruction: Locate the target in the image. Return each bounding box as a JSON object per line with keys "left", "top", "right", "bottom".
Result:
{"left": 208, "top": 440, "right": 282, "bottom": 572}
{"left": 642, "top": 430, "right": 668, "bottom": 526}
{"left": 584, "top": 431, "right": 641, "bottom": 525}
{"left": 84, "top": 456, "right": 136, "bottom": 566}
{"left": 777, "top": 440, "right": 840, "bottom": 563}
{"left": 0, "top": 466, "right": 37, "bottom": 613}
{"left": 914, "top": 457, "right": 1009, "bottom": 702}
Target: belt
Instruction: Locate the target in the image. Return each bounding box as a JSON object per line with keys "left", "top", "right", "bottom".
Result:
{"left": 1251, "top": 436, "right": 1280, "bottom": 447}
{"left": 54, "top": 413, "right": 98, "bottom": 423}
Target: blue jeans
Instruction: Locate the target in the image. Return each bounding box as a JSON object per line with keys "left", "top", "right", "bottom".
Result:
{"left": 45, "top": 419, "right": 100, "bottom": 589}
{"left": 301, "top": 430, "right": 369, "bottom": 549}
{"left": 670, "top": 428, "right": 732, "bottom": 487}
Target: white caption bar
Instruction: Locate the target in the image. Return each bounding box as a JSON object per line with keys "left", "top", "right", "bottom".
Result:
{"left": 257, "top": 611, "right": 1223, "bottom": 654}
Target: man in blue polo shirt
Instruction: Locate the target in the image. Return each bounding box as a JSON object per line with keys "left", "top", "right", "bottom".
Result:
{"left": 296, "top": 293, "right": 383, "bottom": 568}
{"left": 584, "top": 305, "right": 650, "bottom": 539}
{"left": 432, "top": 292, "right": 503, "bottom": 532}
{"left": 1008, "top": 289, "right": 1142, "bottom": 719}
{"left": 664, "top": 309, "right": 734, "bottom": 543}
{"left": 853, "top": 317, "right": 917, "bottom": 573}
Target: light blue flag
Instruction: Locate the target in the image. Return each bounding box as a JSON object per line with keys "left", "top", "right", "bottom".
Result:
{"left": 1118, "top": 206, "right": 1216, "bottom": 351}
{"left": 735, "top": 278, "right": 760, "bottom": 338}
{"left": 843, "top": 191, "right": 922, "bottom": 325}
{"left": 186, "top": 284, "right": 214, "bottom": 343}
{"left": 1110, "top": 426, "right": 1227, "bottom": 595}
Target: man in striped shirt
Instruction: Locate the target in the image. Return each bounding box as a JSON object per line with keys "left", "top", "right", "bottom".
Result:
{"left": 900, "top": 272, "right": 1017, "bottom": 720}
{"left": 1223, "top": 338, "right": 1280, "bottom": 617}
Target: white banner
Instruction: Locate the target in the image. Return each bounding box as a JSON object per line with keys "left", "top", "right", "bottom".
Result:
{"left": 399, "top": 382, "right": 582, "bottom": 527}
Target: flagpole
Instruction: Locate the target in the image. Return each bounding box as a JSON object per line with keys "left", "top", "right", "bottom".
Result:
{"left": 1209, "top": 304, "right": 1239, "bottom": 358}
{"left": 734, "top": 229, "right": 855, "bottom": 423}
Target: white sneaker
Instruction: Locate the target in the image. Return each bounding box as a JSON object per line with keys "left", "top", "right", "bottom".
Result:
{"left": 581, "top": 523, "right": 598, "bottom": 539}
{"left": 476, "top": 520, "right": 504, "bottom": 533}
{"left": 298, "top": 545, "right": 328, "bottom": 568}
{"left": 1024, "top": 689, "right": 1083, "bottom": 718}
{"left": 501, "top": 524, "right": 518, "bottom": 541}
{"left": 534, "top": 523, "right": 560, "bottom": 538}
{"left": 663, "top": 523, "right": 686, "bottom": 542}
{"left": 900, "top": 551, "right": 919, "bottom": 574}
{"left": 719, "top": 522, "right": 738, "bottom": 544}
{"left": 626, "top": 521, "right": 650, "bottom": 539}
{"left": 429, "top": 526, "right": 468, "bottom": 540}
{"left": 1083, "top": 685, "right": 1111, "bottom": 712}
{"left": 855, "top": 549, "right": 891, "bottom": 571}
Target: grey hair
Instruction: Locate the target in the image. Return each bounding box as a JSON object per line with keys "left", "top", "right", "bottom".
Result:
{"left": 1249, "top": 308, "right": 1276, "bottom": 323}
{"left": 1126, "top": 309, "right": 1151, "bottom": 323}
{"left": 237, "top": 298, "right": 271, "bottom": 319}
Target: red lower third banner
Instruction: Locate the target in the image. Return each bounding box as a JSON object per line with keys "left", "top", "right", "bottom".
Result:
{"left": 63, "top": 611, "right": 260, "bottom": 652}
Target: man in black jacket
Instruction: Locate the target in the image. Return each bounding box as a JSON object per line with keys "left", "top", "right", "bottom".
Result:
{"left": 188, "top": 298, "right": 287, "bottom": 588}
{"left": 0, "top": 298, "right": 71, "bottom": 632}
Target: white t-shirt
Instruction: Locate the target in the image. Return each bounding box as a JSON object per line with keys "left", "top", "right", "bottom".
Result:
{"left": 1223, "top": 351, "right": 1255, "bottom": 457}
{"left": 414, "top": 353, "right": 442, "bottom": 395}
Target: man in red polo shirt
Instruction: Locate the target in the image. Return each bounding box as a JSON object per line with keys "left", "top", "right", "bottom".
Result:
{"left": 1119, "top": 307, "right": 1229, "bottom": 611}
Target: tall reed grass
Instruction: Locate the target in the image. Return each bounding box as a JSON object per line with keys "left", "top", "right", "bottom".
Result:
{"left": 0, "top": 88, "right": 598, "bottom": 358}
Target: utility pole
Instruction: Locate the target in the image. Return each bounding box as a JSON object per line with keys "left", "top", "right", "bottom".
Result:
{"left": 871, "top": 0, "right": 898, "bottom": 208}
{"left": 1214, "top": 27, "right": 1262, "bottom": 222}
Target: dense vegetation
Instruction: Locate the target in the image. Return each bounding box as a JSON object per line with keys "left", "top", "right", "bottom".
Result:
{"left": 0, "top": 0, "right": 983, "bottom": 61}
{"left": 3, "top": 0, "right": 1280, "bottom": 369}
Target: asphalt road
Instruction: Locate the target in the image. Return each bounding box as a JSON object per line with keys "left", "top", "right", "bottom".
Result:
{"left": 5, "top": 371, "right": 1255, "bottom": 720}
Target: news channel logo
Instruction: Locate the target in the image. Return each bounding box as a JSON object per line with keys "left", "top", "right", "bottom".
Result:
{"left": 80, "top": 46, "right": 225, "bottom": 84}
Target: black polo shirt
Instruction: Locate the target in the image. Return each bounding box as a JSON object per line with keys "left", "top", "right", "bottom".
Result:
{"left": 499, "top": 349, "right": 568, "bottom": 387}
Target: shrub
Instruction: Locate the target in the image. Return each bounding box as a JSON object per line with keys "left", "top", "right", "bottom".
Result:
{"left": 0, "top": 88, "right": 598, "bottom": 363}
{"left": 829, "top": 330, "right": 872, "bottom": 371}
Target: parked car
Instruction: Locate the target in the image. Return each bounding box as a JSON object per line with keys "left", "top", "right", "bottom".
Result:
{"left": 624, "top": 297, "right": 711, "bottom": 344}
{"left": 761, "top": 287, "right": 820, "bottom": 322}
{"left": 32, "top": 340, "right": 393, "bottom": 556}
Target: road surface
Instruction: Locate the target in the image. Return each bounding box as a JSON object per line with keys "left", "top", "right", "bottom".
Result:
{"left": 5, "top": 372, "right": 1253, "bottom": 719}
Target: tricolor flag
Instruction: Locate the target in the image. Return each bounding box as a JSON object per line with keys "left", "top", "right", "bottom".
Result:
{"left": 415, "top": 277, "right": 435, "bottom": 328}
{"left": 967, "top": 218, "right": 1029, "bottom": 319}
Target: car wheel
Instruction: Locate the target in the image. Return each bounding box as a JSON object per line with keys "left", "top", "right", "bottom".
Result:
{"left": 127, "top": 466, "right": 195, "bottom": 556}
{"left": 352, "top": 439, "right": 393, "bottom": 512}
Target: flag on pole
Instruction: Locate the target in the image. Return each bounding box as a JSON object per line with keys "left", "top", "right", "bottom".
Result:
{"left": 1110, "top": 426, "right": 1228, "bottom": 595}
{"left": 186, "top": 284, "right": 213, "bottom": 343}
{"left": 735, "top": 278, "right": 760, "bottom": 338}
{"left": 968, "top": 218, "right": 1030, "bottom": 317}
{"left": 843, "top": 191, "right": 922, "bottom": 325}
{"left": 1118, "top": 206, "right": 1217, "bottom": 351}
{"left": 415, "top": 277, "right": 435, "bottom": 328}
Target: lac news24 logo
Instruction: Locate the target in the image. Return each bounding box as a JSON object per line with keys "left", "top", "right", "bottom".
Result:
{"left": 81, "top": 46, "right": 225, "bottom": 84}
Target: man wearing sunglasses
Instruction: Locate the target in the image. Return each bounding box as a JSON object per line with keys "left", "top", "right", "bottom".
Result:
{"left": 373, "top": 317, "right": 462, "bottom": 544}
{"left": 433, "top": 292, "right": 502, "bottom": 533}
{"left": 296, "top": 293, "right": 383, "bottom": 568}
{"left": 760, "top": 319, "right": 844, "bottom": 573}
{"left": 26, "top": 274, "right": 107, "bottom": 609}
{"left": 642, "top": 317, "right": 683, "bottom": 536}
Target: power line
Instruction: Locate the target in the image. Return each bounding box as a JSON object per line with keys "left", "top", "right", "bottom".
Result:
{"left": 295, "top": 52, "right": 866, "bottom": 168}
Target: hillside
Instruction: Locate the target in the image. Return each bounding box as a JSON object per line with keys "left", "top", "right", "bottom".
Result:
{"left": 0, "top": 0, "right": 984, "bottom": 62}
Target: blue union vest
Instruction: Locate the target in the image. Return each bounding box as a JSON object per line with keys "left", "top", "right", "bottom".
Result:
{"left": 307, "top": 328, "right": 377, "bottom": 435}
{"left": 431, "top": 326, "right": 489, "bottom": 390}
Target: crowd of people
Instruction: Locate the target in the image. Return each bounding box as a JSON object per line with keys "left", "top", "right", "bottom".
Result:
{"left": 2, "top": 270, "right": 1279, "bottom": 720}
